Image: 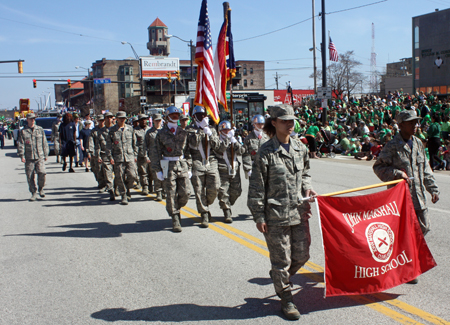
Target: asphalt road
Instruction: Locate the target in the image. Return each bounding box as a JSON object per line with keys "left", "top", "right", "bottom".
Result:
{"left": 1, "top": 138, "right": 449, "bottom": 325}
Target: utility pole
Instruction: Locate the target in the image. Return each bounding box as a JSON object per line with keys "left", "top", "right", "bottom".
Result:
{"left": 312, "top": 0, "right": 317, "bottom": 93}
{"left": 321, "top": 0, "right": 327, "bottom": 124}
{"left": 275, "top": 72, "right": 279, "bottom": 90}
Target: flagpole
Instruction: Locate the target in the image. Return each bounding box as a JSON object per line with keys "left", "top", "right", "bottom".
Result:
{"left": 300, "top": 179, "right": 409, "bottom": 201}
{"left": 223, "top": 2, "right": 234, "bottom": 171}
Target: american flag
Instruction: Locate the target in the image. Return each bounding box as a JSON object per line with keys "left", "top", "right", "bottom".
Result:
{"left": 194, "top": 0, "right": 219, "bottom": 124}
{"left": 329, "top": 37, "right": 339, "bottom": 62}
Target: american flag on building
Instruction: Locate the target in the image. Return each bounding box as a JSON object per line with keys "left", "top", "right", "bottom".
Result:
{"left": 194, "top": 0, "right": 220, "bottom": 124}
{"left": 329, "top": 37, "right": 339, "bottom": 62}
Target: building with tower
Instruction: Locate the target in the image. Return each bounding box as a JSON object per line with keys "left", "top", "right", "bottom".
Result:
{"left": 147, "top": 18, "right": 170, "bottom": 56}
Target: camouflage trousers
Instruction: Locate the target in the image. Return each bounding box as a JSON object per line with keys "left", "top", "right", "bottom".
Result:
{"left": 163, "top": 162, "right": 191, "bottom": 215}
{"left": 91, "top": 156, "right": 105, "bottom": 188}
{"left": 149, "top": 168, "right": 162, "bottom": 193}
{"left": 53, "top": 139, "right": 60, "bottom": 156}
{"left": 25, "top": 159, "right": 46, "bottom": 194}
{"left": 218, "top": 164, "right": 242, "bottom": 210}
{"left": 264, "top": 219, "right": 311, "bottom": 295}
{"left": 114, "top": 161, "right": 138, "bottom": 195}
{"left": 190, "top": 163, "right": 219, "bottom": 213}
{"left": 137, "top": 157, "right": 150, "bottom": 187}
{"left": 416, "top": 209, "right": 430, "bottom": 236}
{"left": 100, "top": 156, "right": 114, "bottom": 191}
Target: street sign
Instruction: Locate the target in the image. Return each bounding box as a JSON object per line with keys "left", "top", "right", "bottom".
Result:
{"left": 94, "top": 78, "right": 111, "bottom": 84}
{"left": 189, "top": 91, "right": 196, "bottom": 99}
{"left": 317, "top": 86, "right": 332, "bottom": 99}
{"left": 188, "top": 82, "right": 196, "bottom": 91}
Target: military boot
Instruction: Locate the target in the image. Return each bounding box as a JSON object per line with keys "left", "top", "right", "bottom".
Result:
{"left": 200, "top": 212, "right": 209, "bottom": 228}
{"left": 155, "top": 190, "right": 163, "bottom": 202}
{"left": 126, "top": 189, "right": 131, "bottom": 200}
{"left": 29, "top": 192, "right": 38, "bottom": 202}
{"left": 109, "top": 189, "right": 115, "bottom": 201}
{"left": 172, "top": 214, "right": 182, "bottom": 232}
{"left": 56, "top": 156, "right": 60, "bottom": 163}
{"left": 142, "top": 186, "right": 149, "bottom": 195}
{"left": 98, "top": 187, "right": 107, "bottom": 193}
{"left": 280, "top": 291, "right": 300, "bottom": 320}
{"left": 115, "top": 187, "right": 120, "bottom": 197}
{"left": 38, "top": 188, "right": 45, "bottom": 198}
{"left": 120, "top": 195, "right": 128, "bottom": 205}
{"left": 223, "top": 209, "right": 232, "bottom": 223}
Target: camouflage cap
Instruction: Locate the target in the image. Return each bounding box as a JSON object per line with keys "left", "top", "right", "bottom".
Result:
{"left": 397, "top": 110, "right": 421, "bottom": 124}
{"left": 269, "top": 104, "right": 297, "bottom": 120}
{"left": 26, "top": 113, "right": 36, "bottom": 119}
{"left": 131, "top": 116, "right": 138, "bottom": 122}
{"left": 104, "top": 112, "right": 113, "bottom": 117}
{"left": 116, "top": 111, "right": 127, "bottom": 118}
{"left": 137, "top": 113, "right": 148, "bottom": 120}
{"left": 73, "top": 113, "right": 79, "bottom": 118}
{"left": 180, "top": 114, "right": 189, "bottom": 120}
{"left": 97, "top": 114, "right": 105, "bottom": 120}
{"left": 153, "top": 113, "right": 162, "bottom": 121}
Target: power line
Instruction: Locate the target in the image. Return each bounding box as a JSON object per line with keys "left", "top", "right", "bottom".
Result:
{"left": 234, "top": 0, "right": 388, "bottom": 43}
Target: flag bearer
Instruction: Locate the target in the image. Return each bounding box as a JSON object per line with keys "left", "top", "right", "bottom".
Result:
{"left": 135, "top": 114, "right": 151, "bottom": 195}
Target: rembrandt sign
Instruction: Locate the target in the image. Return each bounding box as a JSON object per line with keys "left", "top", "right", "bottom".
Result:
{"left": 140, "top": 57, "right": 179, "bottom": 79}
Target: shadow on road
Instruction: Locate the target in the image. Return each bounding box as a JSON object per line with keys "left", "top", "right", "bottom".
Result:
{"left": 91, "top": 296, "right": 280, "bottom": 322}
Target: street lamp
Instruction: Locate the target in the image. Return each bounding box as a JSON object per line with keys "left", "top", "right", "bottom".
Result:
{"left": 75, "top": 66, "right": 94, "bottom": 113}
{"left": 166, "top": 35, "right": 194, "bottom": 81}
{"left": 121, "top": 41, "right": 144, "bottom": 102}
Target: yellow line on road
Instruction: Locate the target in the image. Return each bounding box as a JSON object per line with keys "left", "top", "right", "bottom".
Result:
{"left": 135, "top": 189, "right": 447, "bottom": 324}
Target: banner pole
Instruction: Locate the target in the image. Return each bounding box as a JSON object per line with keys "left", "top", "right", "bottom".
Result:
{"left": 301, "top": 179, "right": 407, "bottom": 201}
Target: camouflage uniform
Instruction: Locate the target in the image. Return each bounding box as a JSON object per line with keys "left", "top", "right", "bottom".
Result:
{"left": 186, "top": 124, "right": 222, "bottom": 215}
{"left": 97, "top": 126, "right": 114, "bottom": 191}
{"left": 106, "top": 124, "right": 138, "bottom": 197}
{"left": 373, "top": 133, "right": 440, "bottom": 235}
{"left": 17, "top": 124, "right": 49, "bottom": 194}
{"left": 247, "top": 136, "right": 313, "bottom": 296}
{"left": 213, "top": 135, "right": 245, "bottom": 211}
{"left": 242, "top": 130, "right": 269, "bottom": 175}
{"left": 145, "top": 126, "right": 162, "bottom": 194}
{"left": 89, "top": 124, "right": 106, "bottom": 189}
{"left": 135, "top": 125, "right": 150, "bottom": 190}
{"left": 150, "top": 124, "right": 192, "bottom": 216}
{"left": 51, "top": 119, "right": 61, "bottom": 158}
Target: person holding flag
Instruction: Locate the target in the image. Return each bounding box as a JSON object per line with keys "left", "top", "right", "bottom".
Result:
{"left": 248, "top": 104, "right": 317, "bottom": 320}
{"left": 373, "top": 110, "right": 439, "bottom": 282}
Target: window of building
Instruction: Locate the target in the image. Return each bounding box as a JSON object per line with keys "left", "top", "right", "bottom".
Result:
{"left": 243, "top": 68, "right": 247, "bottom": 75}
{"left": 244, "top": 79, "right": 247, "bottom": 87}
{"left": 124, "top": 67, "right": 129, "bottom": 76}
{"left": 250, "top": 68, "right": 253, "bottom": 74}
{"left": 414, "top": 26, "right": 419, "bottom": 49}
{"left": 250, "top": 79, "right": 254, "bottom": 85}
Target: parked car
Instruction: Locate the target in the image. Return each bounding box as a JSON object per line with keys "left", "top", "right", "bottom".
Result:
{"left": 34, "top": 117, "right": 57, "bottom": 155}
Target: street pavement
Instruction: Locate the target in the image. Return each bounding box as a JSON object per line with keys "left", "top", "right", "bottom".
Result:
{"left": 1, "top": 137, "right": 449, "bottom": 325}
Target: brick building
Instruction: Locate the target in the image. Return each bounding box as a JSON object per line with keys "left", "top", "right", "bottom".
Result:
{"left": 236, "top": 60, "right": 265, "bottom": 90}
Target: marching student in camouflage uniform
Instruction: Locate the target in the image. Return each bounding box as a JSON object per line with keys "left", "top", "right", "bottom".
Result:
{"left": 150, "top": 106, "right": 192, "bottom": 232}
{"left": 17, "top": 113, "right": 49, "bottom": 201}
{"left": 179, "top": 114, "right": 190, "bottom": 129}
{"left": 88, "top": 114, "right": 106, "bottom": 191}
{"left": 51, "top": 114, "right": 62, "bottom": 163}
{"left": 145, "top": 113, "right": 163, "bottom": 200}
{"left": 186, "top": 106, "right": 222, "bottom": 228}
{"left": 247, "top": 104, "right": 317, "bottom": 320}
{"left": 134, "top": 114, "right": 151, "bottom": 195}
{"left": 97, "top": 112, "right": 115, "bottom": 200}
{"left": 213, "top": 121, "right": 245, "bottom": 223}
{"left": 242, "top": 114, "right": 269, "bottom": 178}
{"left": 106, "top": 111, "right": 138, "bottom": 205}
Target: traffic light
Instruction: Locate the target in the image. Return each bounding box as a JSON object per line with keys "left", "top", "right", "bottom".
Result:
{"left": 18, "top": 61, "right": 23, "bottom": 74}
{"left": 33, "top": 79, "right": 36, "bottom": 88}
{"left": 167, "top": 71, "right": 172, "bottom": 82}
{"left": 176, "top": 70, "right": 180, "bottom": 80}
{"left": 67, "top": 79, "right": 71, "bottom": 88}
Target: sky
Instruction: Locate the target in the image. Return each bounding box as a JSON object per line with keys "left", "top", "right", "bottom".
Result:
{"left": 1, "top": 0, "right": 449, "bottom": 111}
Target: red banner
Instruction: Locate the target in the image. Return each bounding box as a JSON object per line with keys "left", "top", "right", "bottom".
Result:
{"left": 273, "top": 90, "right": 315, "bottom": 105}
{"left": 317, "top": 181, "right": 436, "bottom": 297}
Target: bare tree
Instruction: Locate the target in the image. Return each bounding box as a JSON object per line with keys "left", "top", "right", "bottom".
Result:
{"left": 310, "top": 51, "right": 366, "bottom": 97}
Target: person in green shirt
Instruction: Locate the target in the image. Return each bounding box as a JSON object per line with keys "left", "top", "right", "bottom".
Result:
{"left": 427, "top": 115, "right": 442, "bottom": 170}
{"left": 305, "top": 122, "right": 321, "bottom": 158}
{"left": 441, "top": 116, "right": 450, "bottom": 140}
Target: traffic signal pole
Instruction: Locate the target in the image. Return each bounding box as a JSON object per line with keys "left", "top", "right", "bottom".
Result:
{"left": 321, "top": 0, "right": 327, "bottom": 124}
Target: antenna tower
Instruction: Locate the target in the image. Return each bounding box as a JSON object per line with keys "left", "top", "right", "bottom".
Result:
{"left": 370, "top": 23, "right": 377, "bottom": 94}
